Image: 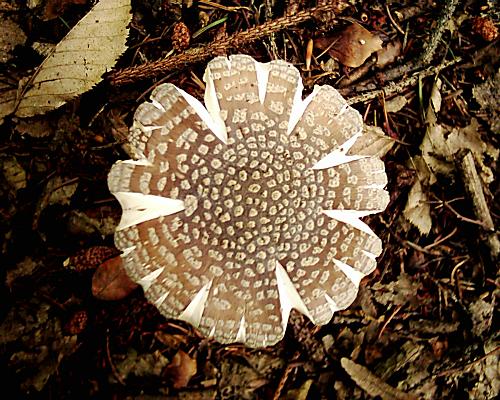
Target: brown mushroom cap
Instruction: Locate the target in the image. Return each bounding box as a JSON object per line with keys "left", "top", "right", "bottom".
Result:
{"left": 108, "top": 55, "right": 389, "bottom": 347}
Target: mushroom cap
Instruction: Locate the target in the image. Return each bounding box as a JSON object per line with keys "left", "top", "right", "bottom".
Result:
{"left": 108, "top": 55, "right": 389, "bottom": 347}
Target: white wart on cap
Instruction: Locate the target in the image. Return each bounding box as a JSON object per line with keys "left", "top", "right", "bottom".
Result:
{"left": 108, "top": 54, "right": 389, "bottom": 348}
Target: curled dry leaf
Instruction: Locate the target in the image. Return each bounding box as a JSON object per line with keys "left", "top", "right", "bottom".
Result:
{"left": 92, "top": 255, "right": 138, "bottom": 300}
{"left": 164, "top": 349, "right": 197, "bottom": 389}
{"left": 14, "top": 0, "right": 131, "bottom": 117}
{"left": 341, "top": 358, "right": 418, "bottom": 400}
{"left": 315, "top": 22, "right": 383, "bottom": 68}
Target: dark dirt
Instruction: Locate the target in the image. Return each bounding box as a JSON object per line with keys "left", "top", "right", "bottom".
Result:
{"left": 0, "top": 0, "right": 498, "bottom": 399}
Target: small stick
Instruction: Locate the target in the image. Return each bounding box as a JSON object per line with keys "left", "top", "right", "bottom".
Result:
{"left": 346, "top": 58, "right": 460, "bottom": 104}
{"left": 456, "top": 150, "right": 499, "bottom": 261}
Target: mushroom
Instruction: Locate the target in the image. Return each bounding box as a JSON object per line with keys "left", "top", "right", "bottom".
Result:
{"left": 108, "top": 55, "right": 389, "bottom": 347}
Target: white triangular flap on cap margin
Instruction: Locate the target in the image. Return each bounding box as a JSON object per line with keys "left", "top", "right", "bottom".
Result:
{"left": 312, "top": 131, "right": 365, "bottom": 169}
{"left": 203, "top": 57, "right": 229, "bottom": 143}
{"left": 322, "top": 209, "right": 378, "bottom": 237}
{"left": 114, "top": 192, "right": 185, "bottom": 230}
{"left": 254, "top": 59, "right": 271, "bottom": 104}
{"left": 178, "top": 280, "right": 212, "bottom": 327}
{"left": 176, "top": 86, "right": 228, "bottom": 144}
{"left": 236, "top": 315, "right": 246, "bottom": 343}
{"left": 138, "top": 266, "right": 165, "bottom": 291}
{"left": 287, "top": 85, "right": 320, "bottom": 135}
{"left": 275, "top": 260, "right": 315, "bottom": 327}
{"left": 331, "top": 258, "right": 364, "bottom": 287}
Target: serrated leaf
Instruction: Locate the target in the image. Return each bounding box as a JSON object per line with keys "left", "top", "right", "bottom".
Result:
{"left": 14, "top": 0, "right": 131, "bottom": 117}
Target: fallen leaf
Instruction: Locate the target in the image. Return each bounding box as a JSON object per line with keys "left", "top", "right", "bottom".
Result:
{"left": 473, "top": 69, "right": 500, "bottom": 134}
{"left": 385, "top": 95, "right": 408, "bottom": 113}
{"left": 469, "top": 341, "right": 500, "bottom": 399}
{"left": 92, "top": 255, "right": 138, "bottom": 300}
{"left": 42, "top": 0, "right": 88, "bottom": 21}
{"left": 33, "top": 176, "right": 79, "bottom": 228}
{"left": 341, "top": 358, "right": 418, "bottom": 400}
{"left": 0, "top": 16, "right": 26, "bottom": 62}
{"left": 376, "top": 40, "right": 402, "bottom": 68}
{"left": 5, "top": 257, "right": 40, "bottom": 288}
{"left": 1, "top": 297, "right": 78, "bottom": 392}
{"left": 422, "top": 117, "right": 498, "bottom": 185}
{"left": 113, "top": 349, "right": 169, "bottom": 382}
{"left": 164, "top": 349, "right": 197, "bottom": 389}
{"left": 285, "top": 379, "right": 313, "bottom": 400}
{"left": 349, "top": 124, "right": 395, "bottom": 158}
{"left": 14, "top": 0, "right": 131, "bottom": 117}
{"left": 403, "top": 156, "right": 432, "bottom": 235}
{"left": 16, "top": 118, "right": 52, "bottom": 138}
{"left": 315, "top": 22, "right": 383, "bottom": 68}
{"left": 0, "top": 84, "right": 17, "bottom": 123}
{"left": 1, "top": 156, "right": 26, "bottom": 192}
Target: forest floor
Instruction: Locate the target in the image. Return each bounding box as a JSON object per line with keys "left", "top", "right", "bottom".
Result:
{"left": 0, "top": 0, "right": 498, "bottom": 399}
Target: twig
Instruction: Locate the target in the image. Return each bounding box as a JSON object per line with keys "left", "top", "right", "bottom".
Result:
{"left": 385, "top": 4, "right": 405, "bottom": 35}
{"left": 272, "top": 355, "right": 301, "bottom": 400}
{"left": 346, "top": 58, "right": 461, "bottom": 104}
{"left": 455, "top": 150, "right": 500, "bottom": 261}
{"left": 106, "top": 333, "right": 125, "bottom": 385}
{"left": 109, "top": 3, "right": 344, "bottom": 86}
{"left": 419, "top": 0, "right": 460, "bottom": 65}
{"left": 436, "top": 346, "right": 500, "bottom": 377}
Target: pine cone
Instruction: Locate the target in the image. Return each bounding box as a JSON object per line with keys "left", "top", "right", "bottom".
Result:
{"left": 65, "top": 310, "right": 88, "bottom": 335}
{"left": 472, "top": 17, "right": 499, "bottom": 42}
{"left": 172, "top": 22, "right": 190, "bottom": 51}
{"left": 64, "top": 246, "right": 119, "bottom": 272}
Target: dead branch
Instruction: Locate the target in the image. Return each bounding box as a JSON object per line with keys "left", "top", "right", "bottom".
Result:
{"left": 109, "top": 3, "right": 346, "bottom": 87}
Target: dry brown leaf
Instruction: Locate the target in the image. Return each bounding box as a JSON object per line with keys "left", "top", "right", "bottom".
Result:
{"left": 473, "top": 69, "right": 500, "bottom": 134}
{"left": 164, "top": 349, "right": 197, "bottom": 389}
{"left": 0, "top": 16, "right": 26, "bottom": 62}
{"left": 341, "top": 358, "right": 418, "bottom": 400}
{"left": 403, "top": 156, "right": 432, "bottom": 235}
{"left": 1, "top": 156, "right": 26, "bottom": 191}
{"left": 376, "top": 40, "right": 402, "bottom": 68}
{"left": 285, "top": 379, "right": 313, "bottom": 400}
{"left": 16, "top": 118, "right": 52, "bottom": 138}
{"left": 0, "top": 84, "right": 17, "bottom": 123}
{"left": 315, "top": 23, "right": 382, "bottom": 68}
{"left": 385, "top": 95, "right": 408, "bottom": 113}
{"left": 349, "top": 124, "right": 395, "bottom": 158}
{"left": 92, "top": 255, "right": 138, "bottom": 300}
{"left": 469, "top": 341, "right": 500, "bottom": 398}
{"left": 422, "top": 116, "right": 498, "bottom": 185}
{"left": 42, "top": 0, "right": 88, "bottom": 21}
{"left": 14, "top": 0, "right": 131, "bottom": 117}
